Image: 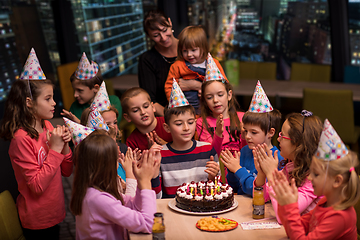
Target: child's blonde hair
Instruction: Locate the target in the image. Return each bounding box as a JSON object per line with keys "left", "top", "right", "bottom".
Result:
{"left": 80, "top": 106, "right": 122, "bottom": 141}
{"left": 177, "top": 25, "right": 209, "bottom": 63}
{"left": 120, "top": 87, "right": 151, "bottom": 114}
{"left": 312, "top": 151, "right": 360, "bottom": 210}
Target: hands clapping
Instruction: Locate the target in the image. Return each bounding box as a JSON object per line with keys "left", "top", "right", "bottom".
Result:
{"left": 220, "top": 149, "right": 241, "bottom": 173}
{"left": 269, "top": 170, "right": 298, "bottom": 206}
{"left": 253, "top": 143, "right": 279, "bottom": 186}
{"left": 133, "top": 150, "right": 161, "bottom": 190}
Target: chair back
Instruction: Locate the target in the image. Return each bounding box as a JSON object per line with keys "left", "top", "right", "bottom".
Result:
{"left": 303, "top": 88, "right": 357, "bottom": 144}
{"left": 344, "top": 65, "right": 360, "bottom": 84}
{"left": 224, "top": 59, "right": 240, "bottom": 86}
{"left": 57, "top": 61, "right": 78, "bottom": 110}
{"left": 239, "top": 62, "right": 276, "bottom": 81}
{"left": 0, "top": 190, "right": 25, "bottom": 240}
{"left": 291, "top": 63, "right": 331, "bottom": 82}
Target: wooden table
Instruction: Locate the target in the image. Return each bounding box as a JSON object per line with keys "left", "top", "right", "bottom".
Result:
{"left": 129, "top": 195, "right": 288, "bottom": 240}
{"left": 110, "top": 74, "right": 360, "bottom": 101}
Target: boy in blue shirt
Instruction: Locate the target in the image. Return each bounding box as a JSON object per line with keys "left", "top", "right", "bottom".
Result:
{"left": 221, "top": 80, "right": 283, "bottom": 196}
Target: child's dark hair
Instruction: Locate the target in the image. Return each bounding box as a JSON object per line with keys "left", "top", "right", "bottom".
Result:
{"left": 283, "top": 112, "right": 323, "bottom": 187}
{"left": 70, "top": 130, "right": 124, "bottom": 215}
{"left": 70, "top": 70, "right": 103, "bottom": 89}
{"left": 0, "top": 79, "right": 54, "bottom": 140}
{"left": 199, "top": 80, "right": 242, "bottom": 141}
{"left": 143, "top": 10, "right": 171, "bottom": 35}
{"left": 177, "top": 25, "right": 209, "bottom": 63}
{"left": 121, "top": 87, "right": 151, "bottom": 114}
{"left": 242, "top": 109, "right": 282, "bottom": 134}
{"left": 164, "top": 105, "right": 196, "bottom": 125}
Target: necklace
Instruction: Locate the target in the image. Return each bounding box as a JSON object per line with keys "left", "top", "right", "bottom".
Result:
{"left": 161, "top": 55, "right": 176, "bottom": 64}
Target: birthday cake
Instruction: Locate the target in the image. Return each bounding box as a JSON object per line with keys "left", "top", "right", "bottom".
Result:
{"left": 175, "top": 178, "right": 234, "bottom": 212}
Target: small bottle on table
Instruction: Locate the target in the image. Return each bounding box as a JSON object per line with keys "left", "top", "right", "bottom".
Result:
{"left": 252, "top": 186, "right": 265, "bottom": 219}
{"left": 152, "top": 212, "right": 165, "bottom": 240}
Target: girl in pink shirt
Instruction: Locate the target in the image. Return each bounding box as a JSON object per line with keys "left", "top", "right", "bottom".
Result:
{"left": 0, "top": 74, "right": 73, "bottom": 238}
{"left": 196, "top": 80, "right": 245, "bottom": 154}
{"left": 70, "top": 131, "right": 159, "bottom": 240}
{"left": 270, "top": 121, "right": 360, "bottom": 239}
{"left": 253, "top": 111, "right": 323, "bottom": 224}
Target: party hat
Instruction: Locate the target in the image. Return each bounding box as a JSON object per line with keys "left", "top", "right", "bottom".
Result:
{"left": 205, "top": 53, "right": 226, "bottom": 82}
{"left": 248, "top": 80, "right": 273, "bottom": 113}
{"left": 315, "top": 119, "right": 348, "bottom": 161}
{"left": 74, "top": 52, "right": 99, "bottom": 80}
{"left": 20, "top": 48, "right": 46, "bottom": 80}
{"left": 91, "top": 81, "right": 111, "bottom": 111}
{"left": 63, "top": 117, "right": 94, "bottom": 146}
{"left": 87, "top": 105, "right": 109, "bottom": 131}
{"left": 168, "top": 78, "right": 189, "bottom": 108}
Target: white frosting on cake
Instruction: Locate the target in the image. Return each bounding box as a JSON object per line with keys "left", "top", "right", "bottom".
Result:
{"left": 214, "top": 192, "right": 223, "bottom": 200}
{"left": 179, "top": 191, "right": 186, "bottom": 198}
{"left": 185, "top": 193, "right": 193, "bottom": 199}
{"left": 198, "top": 181, "right": 206, "bottom": 188}
{"left": 189, "top": 182, "right": 196, "bottom": 188}
{"left": 195, "top": 195, "right": 203, "bottom": 201}
{"left": 221, "top": 191, "right": 228, "bottom": 198}
{"left": 205, "top": 194, "right": 213, "bottom": 200}
{"left": 179, "top": 184, "right": 188, "bottom": 192}
{"left": 207, "top": 181, "right": 215, "bottom": 187}
{"left": 226, "top": 186, "right": 232, "bottom": 195}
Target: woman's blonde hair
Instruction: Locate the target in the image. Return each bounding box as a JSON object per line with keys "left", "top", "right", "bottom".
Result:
{"left": 177, "top": 25, "right": 208, "bottom": 63}
{"left": 312, "top": 151, "right": 360, "bottom": 210}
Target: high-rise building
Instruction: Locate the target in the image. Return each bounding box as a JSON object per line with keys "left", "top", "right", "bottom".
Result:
{"left": 0, "top": 13, "right": 21, "bottom": 102}
{"left": 69, "top": 0, "right": 147, "bottom": 78}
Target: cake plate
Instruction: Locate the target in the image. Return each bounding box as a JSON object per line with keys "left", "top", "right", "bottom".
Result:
{"left": 168, "top": 199, "right": 238, "bottom": 216}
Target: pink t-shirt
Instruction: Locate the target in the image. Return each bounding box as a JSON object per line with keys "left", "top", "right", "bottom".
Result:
{"left": 9, "top": 120, "right": 73, "bottom": 229}
{"left": 196, "top": 112, "right": 246, "bottom": 153}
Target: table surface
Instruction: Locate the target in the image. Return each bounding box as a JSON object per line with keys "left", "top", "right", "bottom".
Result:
{"left": 110, "top": 74, "right": 360, "bottom": 101}
{"left": 129, "top": 195, "right": 288, "bottom": 240}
